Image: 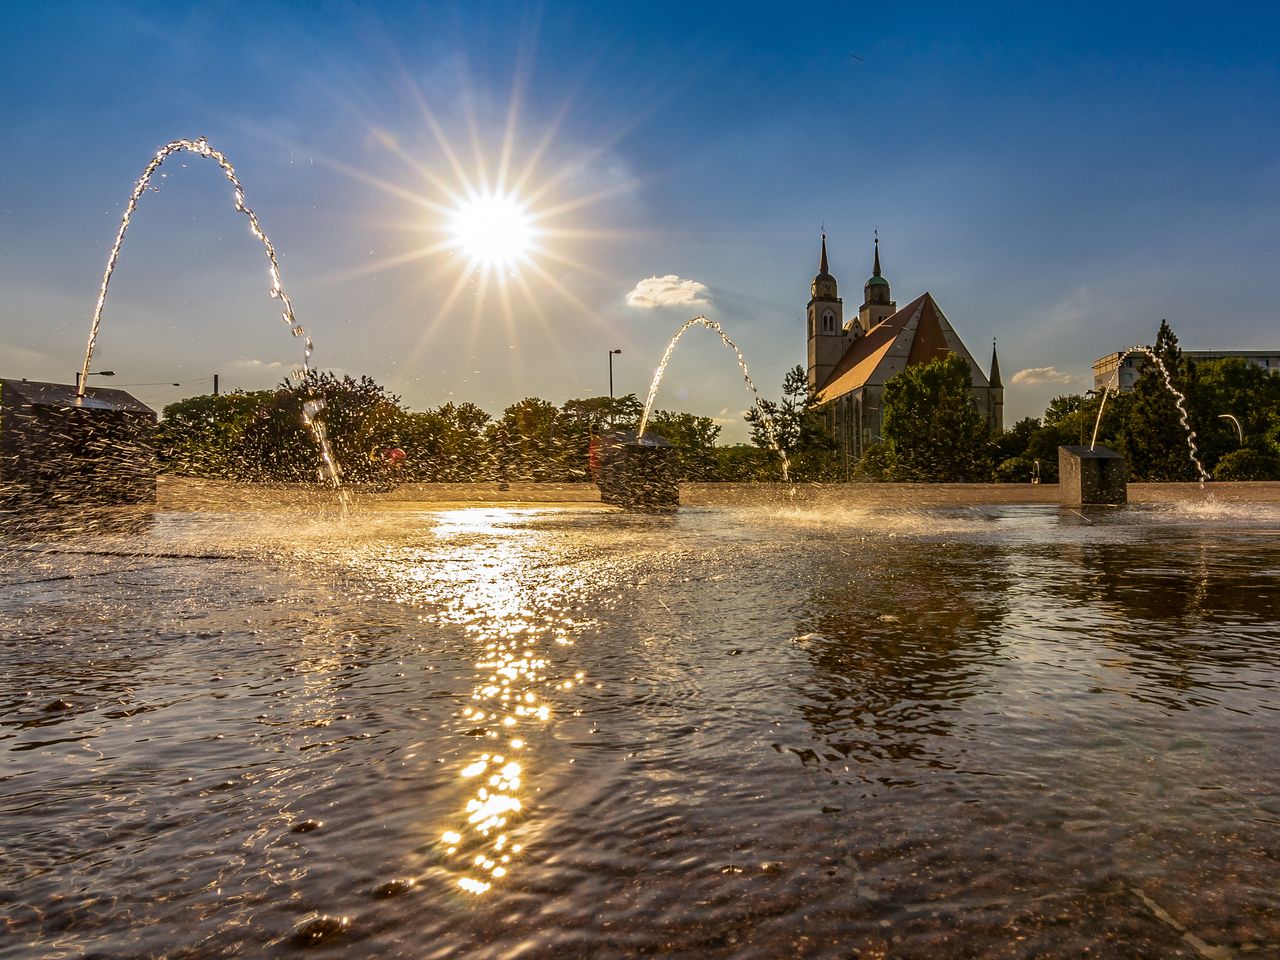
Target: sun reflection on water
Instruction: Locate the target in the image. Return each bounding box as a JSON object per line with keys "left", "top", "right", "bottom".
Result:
{"left": 381, "top": 508, "right": 594, "bottom": 896}
{"left": 442, "top": 618, "right": 580, "bottom": 895}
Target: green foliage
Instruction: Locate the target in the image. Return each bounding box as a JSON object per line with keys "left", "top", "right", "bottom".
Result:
{"left": 560, "top": 394, "right": 643, "bottom": 434}
{"left": 158, "top": 372, "right": 404, "bottom": 483}
{"left": 880, "top": 354, "right": 993, "bottom": 482}
{"left": 1214, "top": 445, "right": 1280, "bottom": 481}
{"left": 157, "top": 391, "right": 274, "bottom": 477}
{"left": 713, "top": 443, "right": 777, "bottom": 482}
{"left": 396, "top": 403, "right": 493, "bottom": 481}
{"left": 1188, "top": 357, "right": 1280, "bottom": 478}
{"left": 1117, "top": 320, "right": 1197, "bottom": 481}
{"left": 152, "top": 328, "right": 1280, "bottom": 489}
{"left": 1043, "top": 394, "right": 1084, "bottom": 425}
{"left": 494, "top": 397, "right": 567, "bottom": 481}
{"left": 644, "top": 410, "right": 722, "bottom": 480}
{"left": 556, "top": 394, "right": 643, "bottom": 481}
{"left": 991, "top": 417, "right": 1042, "bottom": 482}
{"left": 746, "top": 364, "right": 840, "bottom": 480}
{"left": 851, "top": 442, "right": 891, "bottom": 481}
{"left": 233, "top": 371, "right": 403, "bottom": 483}
{"left": 991, "top": 322, "right": 1280, "bottom": 485}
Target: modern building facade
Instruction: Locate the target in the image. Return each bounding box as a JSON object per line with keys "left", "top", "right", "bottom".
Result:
{"left": 805, "top": 236, "right": 1002, "bottom": 463}
{"left": 1093, "top": 350, "right": 1280, "bottom": 392}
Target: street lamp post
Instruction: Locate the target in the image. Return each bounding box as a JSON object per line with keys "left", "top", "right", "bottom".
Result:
{"left": 75, "top": 370, "right": 115, "bottom": 391}
{"left": 607, "top": 348, "right": 622, "bottom": 427}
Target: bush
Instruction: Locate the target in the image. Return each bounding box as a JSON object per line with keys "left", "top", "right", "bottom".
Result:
{"left": 1213, "top": 446, "right": 1280, "bottom": 481}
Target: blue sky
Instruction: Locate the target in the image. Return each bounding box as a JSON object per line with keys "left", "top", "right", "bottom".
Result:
{"left": 2, "top": 1, "right": 1278, "bottom": 440}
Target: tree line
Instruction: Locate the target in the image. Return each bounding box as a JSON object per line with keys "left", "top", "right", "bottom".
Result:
{"left": 157, "top": 320, "right": 1280, "bottom": 484}
{"left": 992, "top": 321, "right": 1280, "bottom": 483}
{"left": 744, "top": 318, "right": 1280, "bottom": 482}
{"left": 156, "top": 372, "right": 776, "bottom": 484}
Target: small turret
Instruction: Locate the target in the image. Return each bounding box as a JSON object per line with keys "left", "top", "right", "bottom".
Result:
{"left": 857, "top": 233, "right": 896, "bottom": 333}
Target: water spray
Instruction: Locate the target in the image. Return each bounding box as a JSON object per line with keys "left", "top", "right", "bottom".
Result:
{"left": 78, "top": 137, "right": 340, "bottom": 487}
{"left": 638, "top": 315, "right": 791, "bottom": 482}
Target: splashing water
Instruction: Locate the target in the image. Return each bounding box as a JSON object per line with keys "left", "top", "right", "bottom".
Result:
{"left": 637, "top": 316, "right": 791, "bottom": 482}
{"left": 1093, "top": 345, "right": 1208, "bottom": 485}
{"left": 78, "top": 137, "right": 341, "bottom": 487}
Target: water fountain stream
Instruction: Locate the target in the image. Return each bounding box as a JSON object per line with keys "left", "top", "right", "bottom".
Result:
{"left": 1092, "top": 344, "right": 1209, "bottom": 484}
{"left": 637, "top": 315, "right": 791, "bottom": 482}
{"left": 77, "top": 137, "right": 341, "bottom": 487}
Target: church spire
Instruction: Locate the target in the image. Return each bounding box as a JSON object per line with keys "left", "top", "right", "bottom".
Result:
{"left": 819, "top": 232, "right": 829, "bottom": 275}
{"left": 989, "top": 339, "right": 1003, "bottom": 389}
{"left": 859, "top": 230, "right": 894, "bottom": 331}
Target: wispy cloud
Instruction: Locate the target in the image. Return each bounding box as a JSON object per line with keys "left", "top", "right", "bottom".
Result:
{"left": 1011, "top": 366, "right": 1076, "bottom": 386}
{"left": 709, "top": 408, "right": 750, "bottom": 427}
{"left": 231, "top": 358, "right": 287, "bottom": 371}
{"left": 625, "top": 274, "right": 710, "bottom": 309}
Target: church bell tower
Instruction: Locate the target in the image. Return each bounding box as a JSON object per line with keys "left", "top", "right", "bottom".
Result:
{"left": 856, "top": 235, "right": 896, "bottom": 334}
{"left": 806, "top": 233, "right": 846, "bottom": 392}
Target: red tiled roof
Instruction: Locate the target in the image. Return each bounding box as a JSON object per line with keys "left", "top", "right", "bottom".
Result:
{"left": 817, "top": 292, "right": 958, "bottom": 402}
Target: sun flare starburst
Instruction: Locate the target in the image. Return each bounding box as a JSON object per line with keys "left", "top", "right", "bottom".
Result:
{"left": 308, "top": 57, "right": 642, "bottom": 381}
{"left": 450, "top": 192, "right": 535, "bottom": 269}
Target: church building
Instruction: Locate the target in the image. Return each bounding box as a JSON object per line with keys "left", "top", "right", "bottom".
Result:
{"left": 805, "top": 235, "right": 1003, "bottom": 463}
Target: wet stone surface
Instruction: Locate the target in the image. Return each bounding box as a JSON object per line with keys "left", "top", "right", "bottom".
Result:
{"left": 1, "top": 497, "right": 1278, "bottom": 957}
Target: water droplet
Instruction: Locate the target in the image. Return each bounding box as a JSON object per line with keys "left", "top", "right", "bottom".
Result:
{"left": 291, "top": 819, "right": 324, "bottom": 833}
{"left": 290, "top": 915, "right": 350, "bottom": 947}
{"left": 372, "top": 878, "right": 416, "bottom": 898}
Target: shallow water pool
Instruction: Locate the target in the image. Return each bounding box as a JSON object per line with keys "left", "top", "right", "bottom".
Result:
{"left": 2, "top": 498, "right": 1278, "bottom": 957}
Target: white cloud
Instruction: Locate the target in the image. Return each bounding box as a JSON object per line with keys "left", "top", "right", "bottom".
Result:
{"left": 1011, "top": 366, "right": 1076, "bottom": 386}
{"left": 706, "top": 408, "right": 753, "bottom": 427}
{"left": 231, "top": 358, "right": 287, "bottom": 371}
{"left": 625, "top": 275, "right": 711, "bottom": 309}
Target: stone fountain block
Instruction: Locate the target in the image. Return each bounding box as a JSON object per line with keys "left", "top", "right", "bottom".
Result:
{"left": 1, "top": 379, "right": 158, "bottom": 509}
{"left": 595, "top": 432, "right": 679, "bottom": 510}
{"left": 1058, "top": 445, "right": 1127, "bottom": 507}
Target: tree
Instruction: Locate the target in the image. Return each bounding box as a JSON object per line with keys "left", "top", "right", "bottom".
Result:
{"left": 714, "top": 443, "right": 776, "bottom": 482}
{"left": 1117, "top": 320, "right": 1198, "bottom": 481}
{"left": 1043, "top": 394, "right": 1084, "bottom": 426}
{"left": 235, "top": 371, "right": 403, "bottom": 483}
{"left": 745, "top": 364, "right": 838, "bottom": 480}
{"left": 494, "top": 397, "right": 567, "bottom": 481}
{"left": 560, "top": 394, "right": 642, "bottom": 435}
{"left": 992, "top": 416, "right": 1041, "bottom": 482}
{"left": 1214, "top": 445, "right": 1280, "bottom": 481}
{"left": 397, "top": 402, "right": 493, "bottom": 481}
{"left": 157, "top": 391, "right": 274, "bottom": 478}
{"left": 880, "top": 354, "right": 992, "bottom": 482}
{"left": 1190, "top": 357, "right": 1280, "bottom": 478}
{"left": 644, "top": 410, "right": 721, "bottom": 480}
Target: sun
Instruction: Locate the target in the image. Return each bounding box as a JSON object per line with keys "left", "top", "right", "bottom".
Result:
{"left": 312, "top": 65, "right": 639, "bottom": 370}
{"left": 450, "top": 191, "right": 534, "bottom": 269}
